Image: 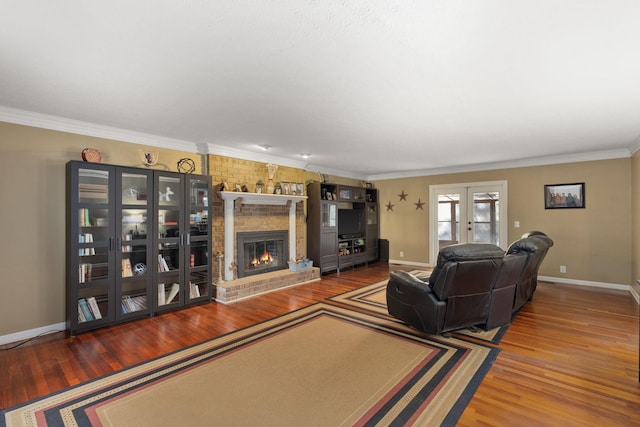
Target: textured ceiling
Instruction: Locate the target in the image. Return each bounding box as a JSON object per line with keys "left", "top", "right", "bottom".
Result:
{"left": 1, "top": 1, "right": 640, "bottom": 179}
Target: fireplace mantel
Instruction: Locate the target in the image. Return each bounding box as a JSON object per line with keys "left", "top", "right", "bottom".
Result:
{"left": 219, "top": 191, "right": 306, "bottom": 206}
{"left": 219, "top": 191, "right": 307, "bottom": 281}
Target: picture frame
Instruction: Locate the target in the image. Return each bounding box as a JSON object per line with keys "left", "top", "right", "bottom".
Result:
{"left": 296, "top": 183, "right": 304, "bottom": 195}
{"left": 544, "top": 183, "right": 585, "bottom": 209}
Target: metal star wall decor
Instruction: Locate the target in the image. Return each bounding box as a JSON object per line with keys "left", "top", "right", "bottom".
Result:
{"left": 415, "top": 198, "right": 426, "bottom": 210}
{"left": 398, "top": 190, "right": 408, "bottom": 201}
{"left": 386, "top": 201, "right": 395, "bottom": 211}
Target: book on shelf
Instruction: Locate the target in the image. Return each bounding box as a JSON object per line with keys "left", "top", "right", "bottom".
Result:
{"left": 79, "top": 263, "right": 92, "bottom": 283}
{"left": 86, "top": 296, "right": 102, "bottom": 319}
{"left": 79, "top": 233, "right": 95, "bottom": 256}
{"left": 158, "top": 254, "right": 170, "bottom": 272}
{"left": 158, "top": 283, "right": 166, "bottom": 305}
{"left": 121, "top": 258, "right": 133, "bottom": 277}
{"left": 122, "top": 234, "right": 132, "bottom": 253}
{"left": 79, "top": 208, "right": 92, "bottom": 227}
{"left": 132, "top": 295, "right": 147, "bottom": 311}
{"left": 78, "top": 298, "right": 94, "bottom": 322}
{"left": 165, "top": 283, "right": 180, "bottom": 304}
{"left": 189, "top": 281, "right": 201, "bottom": 298}
{"left": 121, "top": 295, "right": 148, "bottom": 313}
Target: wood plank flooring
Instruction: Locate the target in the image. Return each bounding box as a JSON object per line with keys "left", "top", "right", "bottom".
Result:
{"left": 1, "top": 262, "right": 638, "bottom": 425}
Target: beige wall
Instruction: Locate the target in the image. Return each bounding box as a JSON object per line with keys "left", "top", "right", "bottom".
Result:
{"left": 0, "top": 122, "right": 205, "bottom": 336}
{"left": 374, "top": 158, "right": 632, "bottom": 286}
{"left": 0, "top": 120, "right": 636, "bottom": 338}
{"left": 632, "top": 150, "right": 640, "bottom": 297}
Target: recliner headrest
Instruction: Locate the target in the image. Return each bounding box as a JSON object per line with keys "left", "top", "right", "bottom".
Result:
{"left": 437, "top": 243, "right": 505, "bottom": 265}
{"left": 507, "top": 235, "right": 554, "bottom": 254}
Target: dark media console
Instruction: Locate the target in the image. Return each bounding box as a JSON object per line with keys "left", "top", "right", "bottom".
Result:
{"left": 306, "top": 181, "right": 378, "bottom": 274}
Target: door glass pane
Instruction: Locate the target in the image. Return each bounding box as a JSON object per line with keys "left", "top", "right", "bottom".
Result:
{"left": 79, "top": 168, "right": 109, "bottom": 204}
{"left": 322, "top": 203, "right": 337, "bottom": 227}
{"left": 122, "top": 172, "right": 149, "bottom": 205}
{"left": 472, "top": 191, "right": 499, "bottom": 245}
{"left": 438, "top": 194, "right": 460, "bottom": 248}
{"left": 190, "top": 209, "right": 208, "bottom": 236}
{"left": 122, "top": 209, "right": 148, "bottom": 240}
{"left": 189, "top": 178, "right": 209, "bottom": 206}
{"left": 189, "top": 241, "right": 208, "bottom": 268}
{"left": 120, "top": 278, "right": 149, "bottom": 314}
{"left": 78, "top": 286, "right": 108, "bottom": 323}
{"left": 159, "top": 176, "right": 181, "bottom": 206}
{"left": 367, "top": 204, "right": 377, "bottom": 225}
{"left": 189, "top": 271, "right": 209, "bottom": 299}
{"left": 159, "top": 209, "right": 180, "bottom": 238}
{"left": 78, "top": 246, "right": 109, "bottom": 283}
{"left": 158, "top": 242, "right": 180, "bottom": 271}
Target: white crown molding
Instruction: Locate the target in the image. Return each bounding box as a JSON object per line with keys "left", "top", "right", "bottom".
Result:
{"left": 629, "top": 133, "right": 640, "bottom": 156}
{"left": 0, "top": 106, "right": 349, "bottom": 174}
{"left": 303, "top": 163, "right": 368, "bottom": 181}
{"left": 204, "top": 142, "right": 309, "bottom": 170}
{"left": 367, "top": 149, "right": 632, "bottom": 181}
{"left": 1, "top": 105, "right": 634, "bottom": 180}
{"left": 0, "top": 106, "right": 198, "bottom": 152}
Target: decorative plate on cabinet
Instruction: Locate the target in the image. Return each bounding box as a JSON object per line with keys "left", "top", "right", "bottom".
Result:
{"left": 81, "top": 148, "right": 102, "bottom": 163}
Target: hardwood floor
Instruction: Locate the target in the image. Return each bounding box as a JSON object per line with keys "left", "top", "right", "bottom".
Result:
{"left": 1, "top": 262, "right": 638, "bottom": 425}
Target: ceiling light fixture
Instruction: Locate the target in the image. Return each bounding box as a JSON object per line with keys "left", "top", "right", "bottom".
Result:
{"left": 257, "top": 144, "right": 271, "bottom": 151}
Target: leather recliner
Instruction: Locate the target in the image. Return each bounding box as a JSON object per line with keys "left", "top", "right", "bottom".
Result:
{"left": 386, "top": 232, "right": 554, "bottom": 335}
{"left": 507, "top": 231, "right": 554, "bottom": 312}
{"left": 386, "top": 243, "right": 505, "bottom": 335}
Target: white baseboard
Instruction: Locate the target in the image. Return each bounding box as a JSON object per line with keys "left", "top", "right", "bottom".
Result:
{"left": 631, "top": 281, "right": 640, "bottom": 305}
{"left": 388, "top": 259, "right": 431, "bottom": 268}
{"left": 539, "top": 275, "right": 631, "bottom": 292}
{"left": 0, "top": 322, "right": 66, "bottom": 346}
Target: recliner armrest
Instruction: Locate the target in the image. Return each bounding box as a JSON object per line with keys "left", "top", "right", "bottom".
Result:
{"left": 388, "top": 270, "right": 433, "bottom": 296}
{"left": 387, "top": 270, "right": 447, "bottom": 334}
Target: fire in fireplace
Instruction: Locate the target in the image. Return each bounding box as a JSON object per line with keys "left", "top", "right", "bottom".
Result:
{"left": 237, "top": 230, "right": 288, "bottom": 278}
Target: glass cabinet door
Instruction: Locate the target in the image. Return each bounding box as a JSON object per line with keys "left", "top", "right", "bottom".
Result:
{"left": 321, "top": 202, "right": 337, "bottom": 228}
{"left": 156, "top": 174, "right": 184, "bottom": 309}
{"left": 186, "top": 175, "right": 211, "bottom": 302}
{"left": 74, "top": 165, "right": 113, "bottom": 329}
{"left": 367, "top": 203, "right": 377, "bottom": 226}
{"left": 116, "top": 169, "right": 153, "bottom": 319}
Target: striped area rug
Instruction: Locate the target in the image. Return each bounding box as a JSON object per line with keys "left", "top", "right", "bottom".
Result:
{"left": 1, "top": 303, "right": 498, "bottom": 427}
{"left": 328, "top": 270, "right": 511, "bottom": 344}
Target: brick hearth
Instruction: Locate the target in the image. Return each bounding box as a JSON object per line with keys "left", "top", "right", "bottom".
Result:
{"left": 213, "top": 267, "right": 321, "bottom": 303}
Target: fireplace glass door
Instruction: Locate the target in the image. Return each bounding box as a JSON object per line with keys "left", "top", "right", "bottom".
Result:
{"left": 237, "top": 231, "right": 288, "bottom": 277}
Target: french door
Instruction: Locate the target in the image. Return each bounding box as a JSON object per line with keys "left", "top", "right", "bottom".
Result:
{"left": 429, "top": 181, "right": 508, "bottom": 264}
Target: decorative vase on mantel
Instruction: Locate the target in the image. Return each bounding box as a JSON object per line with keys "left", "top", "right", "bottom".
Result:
{"left": 266, "top": 163, "right": 278, "bottom": 194}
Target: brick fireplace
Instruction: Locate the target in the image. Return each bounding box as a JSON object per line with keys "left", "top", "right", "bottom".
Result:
{"left": 214, "top": 191, "right": 320, "bottom": 303}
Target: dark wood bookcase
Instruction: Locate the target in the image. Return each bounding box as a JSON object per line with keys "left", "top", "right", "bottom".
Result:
{"left": 66, "top": 161, "right": 212, "bottom": 335}
{"left": 306, "top": 182, "right": 379, "bottom": 274}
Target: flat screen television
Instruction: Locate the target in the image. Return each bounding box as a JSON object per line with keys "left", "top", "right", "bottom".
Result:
{"left": 338, "top": 208, "right": 362, "bottom": 237}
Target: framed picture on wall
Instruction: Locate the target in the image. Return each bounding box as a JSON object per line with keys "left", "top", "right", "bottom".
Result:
{"left": 544, "top": 183, "right": 585, "bottom": 209}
